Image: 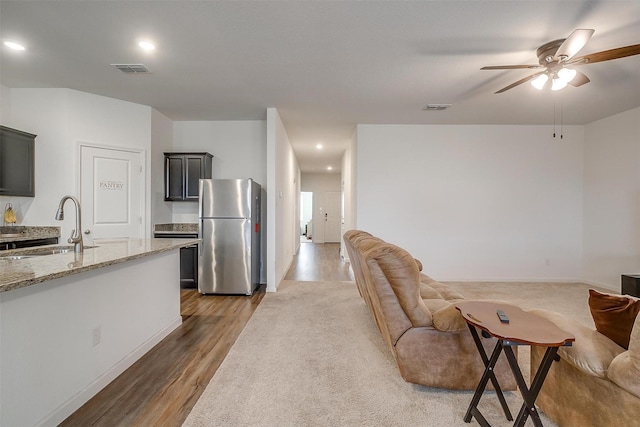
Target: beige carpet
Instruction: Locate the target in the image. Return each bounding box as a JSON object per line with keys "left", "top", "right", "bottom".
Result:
{"left": 183, "top": 280, "right": 605, "bottom": 427}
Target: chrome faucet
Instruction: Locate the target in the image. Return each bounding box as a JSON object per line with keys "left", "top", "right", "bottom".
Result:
{"left": 55, "top": 195, "right": 83, "bottom": 253}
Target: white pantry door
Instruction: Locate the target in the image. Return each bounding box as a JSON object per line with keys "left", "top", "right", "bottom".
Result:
{"left": 80, "top": 145, "right": 144, "bottom": 240}
{"left": 324, "top": 191, "right": 342, "bottom": 243}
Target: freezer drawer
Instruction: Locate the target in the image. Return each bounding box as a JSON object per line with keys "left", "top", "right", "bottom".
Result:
{"left": 198, "top": 218, "right": 254, "bottom": 295}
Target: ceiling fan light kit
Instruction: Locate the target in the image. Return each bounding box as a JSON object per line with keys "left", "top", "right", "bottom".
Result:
{"left": 531, "top": 73, "right": 549, "bottom": 90}
{"left": 531, "top": 68, "right": 576, "bottom": 91}
{"left": 551, "top": 77, "right": 568, "bottom": 91}
{"left": 482, "top": 28, "right": 640, "bottom": 93}
{"left": 557, "top": 67, "right": 576, "bottom": 83}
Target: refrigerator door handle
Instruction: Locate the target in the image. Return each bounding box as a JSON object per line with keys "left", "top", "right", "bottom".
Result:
{"left": 198, "top": 179, "right": 204, "bottom": 219}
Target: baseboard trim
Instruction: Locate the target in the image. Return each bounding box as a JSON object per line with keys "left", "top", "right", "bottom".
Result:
{"left": 442, "top": 278, "right": 584, "bottom": 283}
{"left": 39, "top": 316, "right": 183, "bottom": 427}
{"left": 442, "top": 278, "right": 619, "bottom": 292}
{"left": 579, "top": 279, "right": 618, "bottom": 292}
{"left": 269, "top": 255, "right": 296, "bottom": 292}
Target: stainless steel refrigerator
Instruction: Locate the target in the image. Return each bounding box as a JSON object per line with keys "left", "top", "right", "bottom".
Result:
{"left": 198, "top": 178, "right": 261, "bottom": 295}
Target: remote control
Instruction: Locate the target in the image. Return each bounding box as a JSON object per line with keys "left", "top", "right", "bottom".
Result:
{"left": 497, "top": 309, "right": 510, "bottom": 323}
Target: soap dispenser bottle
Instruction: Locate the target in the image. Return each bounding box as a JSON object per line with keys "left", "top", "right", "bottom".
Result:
{"left": 4, "top": 203, "right": 17, "bottom": 225}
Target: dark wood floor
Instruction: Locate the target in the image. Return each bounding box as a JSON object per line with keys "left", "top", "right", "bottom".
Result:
{"left": 61, "top": 288, "right": 266, "bottom": 427}
{"left": 61, "top": 243, "right": 350, "bottom": 426}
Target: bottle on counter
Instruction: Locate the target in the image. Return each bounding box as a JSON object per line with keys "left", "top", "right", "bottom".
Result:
{"left": 4, "top": 203, "right": 17, "bottom": 225}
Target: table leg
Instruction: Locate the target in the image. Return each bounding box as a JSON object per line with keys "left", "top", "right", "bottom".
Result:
{"left": 464, "top": 325, "right": 513, "bottom": 423}
{"left": 504, "top": 345, "right": 559, "bottom": 427}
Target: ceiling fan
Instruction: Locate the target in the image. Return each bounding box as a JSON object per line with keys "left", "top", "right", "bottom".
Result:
{"left": 481, "top": 29, "right": 640, "bottom": 94}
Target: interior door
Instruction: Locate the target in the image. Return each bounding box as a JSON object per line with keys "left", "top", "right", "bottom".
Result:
{"left": 80, "top": 145, "right": 144, "bottom": 240}
{"left": 324, "top": 191, "right": 342, "bottom": 243}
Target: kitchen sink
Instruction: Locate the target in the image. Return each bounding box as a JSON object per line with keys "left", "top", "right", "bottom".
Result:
{"left": 0, "top": 255, "right": 36, "bottom": 260}
{"left": 19, "top": 245, "right": 98, "bottom": 255}
{"left": 0, "top": 245, "right": 98, "bottom": 260}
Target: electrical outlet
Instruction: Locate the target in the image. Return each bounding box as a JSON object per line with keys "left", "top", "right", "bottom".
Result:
{"left": 92, "top": 326, "right": 101, "bottom": 347}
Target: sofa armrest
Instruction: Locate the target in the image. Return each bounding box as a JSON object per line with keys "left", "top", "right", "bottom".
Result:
{"left": 431, "top": 303, "right": 467, "bottom": 333}
{"left": 529, "top": 309, "right": 625, "bottom": 378}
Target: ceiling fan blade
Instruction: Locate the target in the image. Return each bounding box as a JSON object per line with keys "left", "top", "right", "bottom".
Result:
{"left": 554, "top": 29, "right": 594, "bottom": 60}
{"left": 568, "top": 44, "right": 640, "bottom": 65}
{"left": 568, "top": 70, "right": 590, "bottom": 87}
{"left": 481, "top": 65, "right": 542, "bottom": 70}
{"left": 495, "top": 72, "right": 545, "bottom": 94}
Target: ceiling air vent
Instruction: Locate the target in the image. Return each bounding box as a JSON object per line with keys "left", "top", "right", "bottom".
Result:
{"left": 422, "top": 104, "right": 452, "bottom": 111}
{"left": 111, "top": 64, "right": 151, "bottom": 74}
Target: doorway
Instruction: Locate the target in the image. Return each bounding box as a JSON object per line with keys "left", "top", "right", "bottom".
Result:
{"left": 300, "top": 191, "right": 313, "bottom": 242}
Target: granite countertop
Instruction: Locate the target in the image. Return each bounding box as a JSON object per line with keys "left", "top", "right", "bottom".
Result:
{"left": 0, "top": 226, "right": 61, "bottom": 244}
{"left": 153, "top": 223, "right": 198, "bottom": 234}
{"left": 0, "top": 238, "right": 200, "bottom": 294}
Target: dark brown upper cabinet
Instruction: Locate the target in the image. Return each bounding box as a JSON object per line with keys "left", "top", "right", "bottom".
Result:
{"left": 0, "top": 125, "right": 36, "bottom": 197}
{"left": 164, "top": 152, "right": 213, "bottom": 201}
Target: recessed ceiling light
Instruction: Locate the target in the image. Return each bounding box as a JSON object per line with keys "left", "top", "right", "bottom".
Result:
{"left": 138, "top": 41, "right": 155, "bottom": 51}
{"left": 327, "top": 166, "right": 333, "bottom": 171}
{"left": 316, "top": 144, "right": 323, "bottom": 149}
{"left": 4, "top": 41, "right": 26, "bottom": 51}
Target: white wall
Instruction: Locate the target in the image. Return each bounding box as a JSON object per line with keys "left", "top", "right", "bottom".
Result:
{"left": 0, "top": 84, "right": 10, "bottom": 124}
{"left": 2, "top": 89, "right": 152, "bottom": 239}
{"left": 151, "top": 109, "right": 174, "bottom": 225}
{"left": 266, "top": 108, "right": 299, "bottom": 291}
{"left": 301, "top": 173, "right": 341, "bottom": 191}
{"left": 583, "top": 107, "right": 640, "bottom": 290}
{"left": 341, "top": 128, "right": 358, "bottom": 261}
{"left": 0, "top": 89, "right": 68, "bottom": 229}
{"left": 357, "top": 124, "right": 584, "bottom": 281}
{"left": 300, "top": 172, "right": 341, "bottom": 243}
{"left": 171, "top": 120, "right": 267, "bottom": 222}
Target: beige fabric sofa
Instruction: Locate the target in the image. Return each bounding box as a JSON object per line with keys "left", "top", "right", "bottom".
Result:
{"left": 530, "top": 308, "right": 640, "bottom": 426}
{"left": 344, "top": 230, "right": 516, "bottom": 390}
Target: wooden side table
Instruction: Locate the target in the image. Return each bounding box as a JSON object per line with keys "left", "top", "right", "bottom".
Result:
{"left": 455, "top": 301, "right": 575, "bottom": 427}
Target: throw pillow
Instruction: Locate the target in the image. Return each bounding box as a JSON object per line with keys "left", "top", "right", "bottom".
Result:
{"left": 589, "top": 289, "right": 640, "bottom": 349}
{"left": 608, "top": 313, "right": 640, "bottom": 399}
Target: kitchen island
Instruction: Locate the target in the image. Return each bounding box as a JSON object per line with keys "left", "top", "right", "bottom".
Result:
{"left": 0, "top": 238, "right": 198, "bottom": 427}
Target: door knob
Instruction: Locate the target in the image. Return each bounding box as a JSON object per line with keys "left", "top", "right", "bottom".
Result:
{"left": 84, "top": 229, "right": 91, "bottom": 234}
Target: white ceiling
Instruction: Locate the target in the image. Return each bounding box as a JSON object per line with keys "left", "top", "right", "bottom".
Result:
{"left": 2, "top": 1, "right": 639, "bottom": 173}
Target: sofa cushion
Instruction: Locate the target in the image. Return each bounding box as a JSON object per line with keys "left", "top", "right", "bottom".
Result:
{"left": 365, "top": 243, "right": 432, "bottom": 328}
{"left": 419, "top": 282, "right": 444, "bottom": 300}
{"left": 607, "top": 314, "right": 640, "bottom": 399}
{"left": 529, "top": 309, "right": 625, "bottom": 378}
{"left": 419, "top": 273, "right": 465, "bottom": 301}
{"left": 423, "top": 298, "right": 449, "bottom": 313}
{"left": 589, "top": 289, "right": 640, "bottom": 349}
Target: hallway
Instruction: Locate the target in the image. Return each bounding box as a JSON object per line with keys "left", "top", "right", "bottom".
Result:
{"left": 284, "top": 242, "right": 353, "bottom": 281}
